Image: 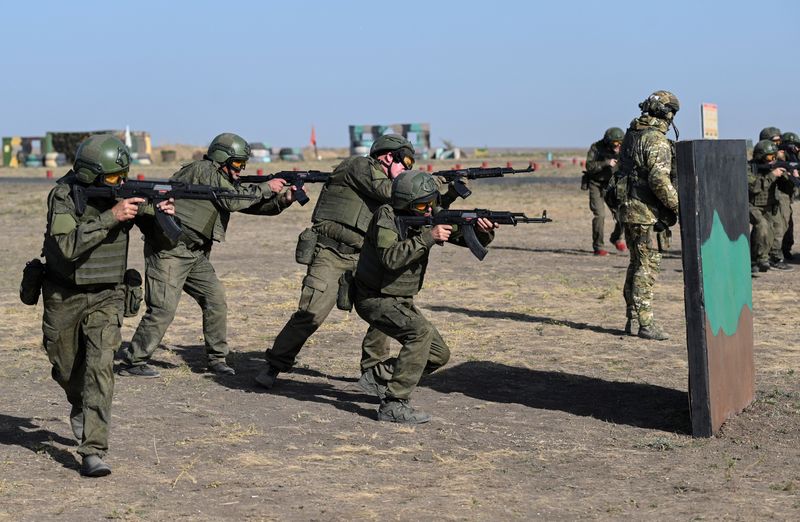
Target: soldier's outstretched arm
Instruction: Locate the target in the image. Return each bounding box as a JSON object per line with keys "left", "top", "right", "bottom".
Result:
{"left": 46, "top": 189, "right": 138, "bottom": 262}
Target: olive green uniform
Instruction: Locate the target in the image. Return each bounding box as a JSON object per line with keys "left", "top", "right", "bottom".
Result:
{"left": 122, "top": 159, "right": 284, "bottom": 368}
{"left": 42, "top": 173, "right": 148, "bottom": 457}
{"left": 749, "top": 161, "right": 792, "bottom": 266}
{"left": 617, "top": 115, "right": 679, "bottom": 328}
{"left": 266, "top": 156, "right": 394, "bottom": 374}
{"left": 354, "top": 205, "right": 493, "bottom": 399}
{"left": 584, "top": 140, "right": 623, "bottom": 251}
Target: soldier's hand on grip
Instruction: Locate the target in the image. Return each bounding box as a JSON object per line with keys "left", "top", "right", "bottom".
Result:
{"left": 112, "top": 197, "right": 145, "bottom": 222}
{"left": 431, "top": 224, "right": 452, "bottom": 243}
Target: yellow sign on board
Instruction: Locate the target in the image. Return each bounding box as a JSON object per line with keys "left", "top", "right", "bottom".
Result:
{"left": 702, "top": 103, "right": 719, "bottom": 139}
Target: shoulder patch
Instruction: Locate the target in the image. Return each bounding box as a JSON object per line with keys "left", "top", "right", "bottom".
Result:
{"left": 50, "top": 213, "right": 77, "bottom": 235}
{"left": 376, "top": 227, "right": 399, "bottom": 249}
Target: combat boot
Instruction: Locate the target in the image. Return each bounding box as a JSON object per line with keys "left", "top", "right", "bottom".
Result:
{"left": 624, "top": 318, "right": 638, "bottom": 336}
{"left": 769, "top": 259, "right": 794, "bottom": 271}
{"left": 357, "top": 368, "right": 387, "bottom": 400}
{"left": 254, "top": 363, "right": 280, "bottom": 389}
{"left": 638, "top": 324, "right": 670, "bottom": 341}
{"left": 208, "top": 360, "right": 235, "bottom": 375}
{"left": 80, "top": 455, "right": 111, "bottom": 477}
{"left": 378, "top": 399, "right": 431, "bottom": 424}
{"left": 758, "top": 261, "right": 770, "bottom": 272}
{"left": 69, "top": 406, "right": 83, "bottom": 441}
{"left": 614, "top": 240, "right": 628, "bottom": 252}
{"left": 593, "top": 249, "right": 609, "bottom": 256}
{"left": 117, "top": 363, "right": 160, "bottom": 378}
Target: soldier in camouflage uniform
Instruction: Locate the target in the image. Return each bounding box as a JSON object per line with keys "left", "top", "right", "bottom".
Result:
{"left": 255, "top": 135, "right": 453, "bottom": 390}
{"left": 583, "top": 127, "right": 626, "bottom": 255}
{"left": 758, "top": 127, "right": 794, "bottom": 266}
{"left": 119, "top": 133, "right": 298, "bottom": 377}
{"left": 779, "top": 131, "right": 800, "bottom": 260}
{"left": 617, "top": 91, "right": 680, "bottom": 341}
{"left": 749, "top": 139, "right": 795, "bottom": 272}
{"left": 353, "top": 171, "right": 497, "bottom": 423}
{"left": 41, "top": 135, "right": 174, "bottom": 476}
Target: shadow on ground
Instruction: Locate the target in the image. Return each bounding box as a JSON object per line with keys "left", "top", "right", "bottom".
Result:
{"left": 0, "top": 413, "right": 80, "bottom": 470}
{"left": 422, "top": 361, "right": 690, "bottom": 434}
{"left": 167, "top": 346, "right": 377, "bottom": 420}
{"left": 426, "top": 304, "right": 625, "bottom": 336}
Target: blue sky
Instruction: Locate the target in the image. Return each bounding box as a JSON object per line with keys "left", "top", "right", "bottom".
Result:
{"left": 2, "top": 0, "right": 798, "bottom": 148}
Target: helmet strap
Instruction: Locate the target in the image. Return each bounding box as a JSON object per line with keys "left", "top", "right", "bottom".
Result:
{"left": 671, "top": 120, "right": 680, "bottom": 141}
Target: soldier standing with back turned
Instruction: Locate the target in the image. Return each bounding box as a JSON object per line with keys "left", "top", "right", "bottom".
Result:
{"left": 617, "top": 91, "right": 680, "bottom": 341}
{"left": 583, "top": 127, "right": 626, "bottom": 255}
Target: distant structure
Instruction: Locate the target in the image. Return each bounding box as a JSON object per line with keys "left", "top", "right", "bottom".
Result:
{"left": 348, "top": 123, "right": 431, "bottom": 159}
{"left": 2, "top": 129, "right": 152, "bottom": 167}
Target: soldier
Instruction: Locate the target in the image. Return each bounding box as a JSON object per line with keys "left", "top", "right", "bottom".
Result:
{"left": 583, "top": 127, "right": 626, "bottom": 255}
{"left": 617, "top": 91, "right": 680, "bottom": 341}
{"left": 779, "top": 131, "right": 800, "bottom": 260}
{"left": 749, "top": 140, "right": 795, "bottom": 272}
{"left": 758, "top": 127, "right": 794, "bottom": 267}
{"left": 353, "top": 171, "right": 497, "bottom": 422}
{"left": 255, "top": 135, "right": 420, "bottom": 390}
{"left": 119, "top": 133, "right": 298, "bottom": 377}
{"left": 41, "top": 135, "right": 174, "bottom": 476}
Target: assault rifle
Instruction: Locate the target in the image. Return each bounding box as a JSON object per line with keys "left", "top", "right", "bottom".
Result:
{"left": 756, "top": 161, "right": 800, "bottom": 187}
{"left": 430, "top": 164, "right": 534, "bottom": 198}
{"left": 71, "top": 179, "right": 259, "bottom": 243}
{"left": 397, "top": 209, "right": 552, "bottom": 260}
{"left": 238, "top": 171, "right": 331, "bottom": 206}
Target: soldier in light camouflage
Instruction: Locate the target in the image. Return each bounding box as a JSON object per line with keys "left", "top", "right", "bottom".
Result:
{"left": 616, "top": 91, "right": 680, "bottom": 341}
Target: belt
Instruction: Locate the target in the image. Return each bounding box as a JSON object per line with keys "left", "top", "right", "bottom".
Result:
{"left": 316, "top": 234, "right": 359, "bottom": 255}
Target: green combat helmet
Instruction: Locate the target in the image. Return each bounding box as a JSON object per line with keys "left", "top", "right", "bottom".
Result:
{"left": 780, "top": 132, "right": 800, "bottom": 146}
{"left": 639, "top": 90, "right": 680, "bottom": 120}
{"left": 759, "top": 127, "right": 782, "bottom": 142}
{"left": 391, "top": 170, "right": 439, "bottom": 214}
{"left": 603, "top": 127, "right": 625, "bottom": 144}
{"left": 753, "top": 139, "right": 778, "bottom": 162}
{"left": 74, "top": 134, "right": 131, "bottom": 185}
{"left": 370, "top": 134, "right": 415, "bottom": 157}
{"left": 207, "top": 133, "right": 251, "bottom": 164}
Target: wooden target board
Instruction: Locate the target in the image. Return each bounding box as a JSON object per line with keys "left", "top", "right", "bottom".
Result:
{"left": 676, "top": 139, "right": 755, "bottom": 437}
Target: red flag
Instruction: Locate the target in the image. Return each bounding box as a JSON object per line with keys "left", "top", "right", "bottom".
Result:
{"left": 310, "top": 125, "right": 317, "bottom": 147}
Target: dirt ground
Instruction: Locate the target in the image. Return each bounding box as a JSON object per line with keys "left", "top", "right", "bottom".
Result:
{"left": 0, "top": 158, "right": 797, "bottom": 521}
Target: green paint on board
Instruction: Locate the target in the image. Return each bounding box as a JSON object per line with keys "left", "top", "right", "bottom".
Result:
{"left": 700, "top": 211, "right": 753, "bottom": 337}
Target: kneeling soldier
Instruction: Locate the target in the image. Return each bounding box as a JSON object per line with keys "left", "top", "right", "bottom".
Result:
{"left": 353, "top": 171, "right": 497, "bottom": 423}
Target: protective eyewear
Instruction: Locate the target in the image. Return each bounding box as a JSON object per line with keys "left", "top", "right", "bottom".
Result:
{"left": 413, "top": 199, "right": 435, "bottom": 212}
{"left": 394, "top": 150, "right": 415, "bottom": 170}
{"left": 103, "top": 169, "right": 128, "bottom": 186}
{"left": 611, "top": 141, "right": 622, "bottom": 147}
{"left": 229, "top": 159, "right": 247, "bottom": 172}
{"left": 765, "top": 153, "right": 776, "bottom": 162}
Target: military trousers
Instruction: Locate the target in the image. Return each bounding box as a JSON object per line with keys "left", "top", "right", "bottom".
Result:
{"left": 42, "top": 280, "right": 123, "bottom": 457}
{"left": 622, "top": 224, "right": 661, "bottom": 327}
{"left": 770, "top": 194, "right": 791, "bottom": 260}
{"left": 354, "top": 287, "right": 450, "bottom": 400}
{"left": 266, "top": 246, "right": 390, "bottom": 373}
{"left": 750, "top": 205, "right": 775, "bottom": 265}
{"left": 589, "top": 181, "right": 622, "bottom": 250}
{"left": 124, "top": 242, "right": 228, "bottom": 366}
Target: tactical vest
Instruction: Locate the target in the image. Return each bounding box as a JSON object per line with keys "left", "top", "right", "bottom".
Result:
{"left": 619, "top": 127, "right": 664, "bottom": 209}
{"left": 356, "top": 207, "right": 428, "bottom": 297}
{"left": 44, "top": 181, "right": 129, "bottom": 286}
{"left": 749, "top": 163, "right": 774, "bottom": 208}
{"left": 172, "top": 160, "right": 229, "bottom": 242}
{"left": 312, "top": 156, "right": 386, "bottom": 234}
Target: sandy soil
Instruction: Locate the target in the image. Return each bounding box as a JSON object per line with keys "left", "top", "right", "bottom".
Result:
{"left": 0, "top": 159, "right": 797, "bottom": 521}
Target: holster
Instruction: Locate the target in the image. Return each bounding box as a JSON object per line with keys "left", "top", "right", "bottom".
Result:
{"left": 20, "top": 258, "right": 46, "bottom": 306}
{"left": 336, "top": 270, "right": 354, "bottom": 312}
{"left": 123, "top": 269, "right": 143, "bottom": 317}
{"left": 295, "top": 228, "right": 318, "bottom": 265}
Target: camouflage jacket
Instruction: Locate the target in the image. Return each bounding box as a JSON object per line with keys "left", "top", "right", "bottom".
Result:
{"left": 617, "top": 115, "right": 679, "bottom": 225}
{"left": 584, "top": 140, "right": 619, "bottom": 186}
{"left": 170, "top": 158, "right": 281, "bottom": 246}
